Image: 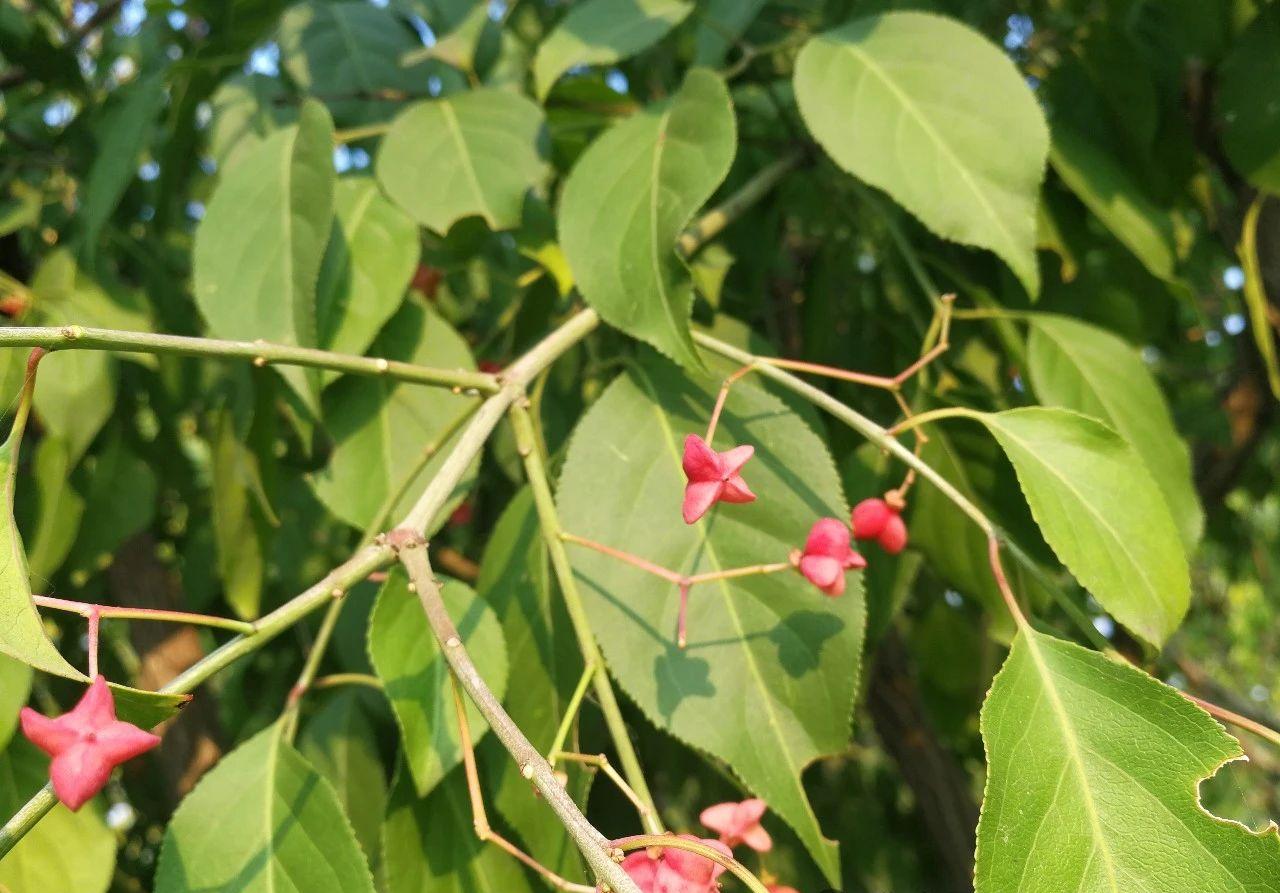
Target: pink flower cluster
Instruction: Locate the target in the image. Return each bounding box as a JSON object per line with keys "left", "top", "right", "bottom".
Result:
{"left": 682, "top": 436, "right": 911, "bottom": 599}
{"left": 615, "top": 798, "right": 800, "bottom": 893}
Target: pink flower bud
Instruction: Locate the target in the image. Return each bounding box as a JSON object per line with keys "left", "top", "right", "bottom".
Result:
{"left": 681, "top": 434, "right": 756, "bottom": 525}
{"left": 20, "top": 676, "right": 161, "bottom": 811}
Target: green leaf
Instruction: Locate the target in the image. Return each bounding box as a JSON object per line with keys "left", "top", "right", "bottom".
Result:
{"left": 208, "top": 73, "right": 298, "bottom": 172}
{"left": 312, "top": 302, "right": 479, "bottom": 533}
{"left": 279, "top": 1, "right": 436, "bottom": 125}
{"left": 533, "top": 0, "right": 693, "bottom": 100}
{"left": 559, "top": 68, "right": 735, "bottom": 370}
{"left": 298, "top": 689, "right": 388, "bottom": 869}
{"left": 1216, "top": 7, "right": 1280, "bottom": 194}
{"left": 0, "top": 737, "right": 115, "bottom": 893}
{"left": 979, "top": 408, "right": 1190, "bottom": 647}
{"left": 80, "top": 72, "right": 167, "bottom": 251}
{"left": 556, "top": 354, "right": 859, "bottom": 884}
{"left": 375, "top": 89, "right": 547, "bottom": 235}
{"left": 316, "top": 177, "right": 418, "bottom": 372}
{"left": 794, "top": 12, "right": 1048, "bottom": 296}
{"left": 976, "top": 627, "right": 1280, "bottom": 892}
{"left": 155, "top": 722, "right": 376, "bottom": 893}
{"left": 1026, "top": 314, "right": 1202, "bottom": 550}
{"left": 0, "top": 653, "right": 32, "bottom": 750}
{"left": 381, "top": 765, "right": 538, "bottom": 893}
{"left": 63, "top": 428, "right": 159, "bottom": 585}
{"left": 29, "top": 251, "right": 148, "bottom": 462}
{"left": 211, "top": 409, "right": 268, "bottom": 620}
{"left": 477, "top": 488, "right": 587, "bottom": 877}
{"left": 1048, "top": 126, "right": 1176, "bottom": 280}
{"left": 194, "top": 99, "right": 336, "bottom": 411}
{"left": 694, "top": 0, "right": 766, "bottom": 65}
{"left": 26, "top": 436, "right": 85, "bottom": 584}
{"left": 0, "top": 391, "right": 83, "bottom": 678}
{"left": 368, "top": 571, "right": 507, "bottom": 798}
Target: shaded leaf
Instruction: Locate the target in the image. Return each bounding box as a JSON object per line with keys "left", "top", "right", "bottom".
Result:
{"left": 533, "top": 0, "right": 693, "bottom": 100}
{"left": 368, "top": 571, "right": 507, "bottom": 798}
{"left": 279, "top": 1, "right": 435, "bottom": 125}
{"left": 976, "top": 628, "right": 1280, "bottom": 892}
{"left": 312, "top": 301, "right": 479, "bottom": 533}
{"left": 1049, "top": 126, "right": 1176, "bottom": 280}
{"left": 26, "top": 436, "right": 85, "bottom": 584}
{"left": 1026, "top": 314, "right": 1202, "bottom": 550}
{"left": 381, "top": 765, "right": 538, "bottom": 893}
{"left": 694, "top": 0, "right": 766, "bottom": 66}
{"left": 299, "top": 688, "right": 388, "bottom": 869}
{"left": 376, "top": 90, "right": 547, "bottom": 234}
{"left": 477, "top": 488, "right": 587, "bottom": 876}
{"left": 0, "top": 652, "right": 32, "bottom": 750}
{"left": 559, "top": 68, "right": 735, "bottom": 370}
{"left": 1217, "top": 7, "right": 1280, "bottom": 194}
{"left": 979, "top": 408, "right": 1190, "bottom": 646}
{"left": 1237, "top": 198, "right": 1280, "bottom": 400}
{"left": 207, "top": 73, "right": 298, "bottom": 171}
{"left": 80, "top": 72, "right": 167, "bottom": 251}
{"left": 155, "top": 722, "right": 376, "bottom": 893}
{"left": 211, "top": 410, "right": 268, "bottom": 620}
{"left": 795, "top": 12, "right": 1048, "bottom": 295}
{"left": 556, "top": 354, "right": 858, "bottom": 883}
{"left": 0, "top": 737, "right": 115, "bottom": 893}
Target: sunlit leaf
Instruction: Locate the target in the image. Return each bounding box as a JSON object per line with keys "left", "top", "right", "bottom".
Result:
{"left": 556, "top": 353, "right": 858, "bottom": 883}
{"left": 1026, "top": 314, "right": 1202, "bottom": 550}
{"left": 977, "top": 628, "right": 1280, "bottom": 892}
{"left": 559, "top": 68, "right": 735, "bottom": 370}
{"left": 155, "top": 722, "right": 376, "bottom": 893}
{"left": 979, "top": 408, "right": 1190, "bottom": 646}
{"left": 795, "top": 12, "right": 1048, "bottom": 295}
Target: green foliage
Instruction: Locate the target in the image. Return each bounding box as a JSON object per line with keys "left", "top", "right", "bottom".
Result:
{"left": 0, "top": 738, "right": 115, "bottom": 893}
{"left": 794, "top": 12, "right": 1048, "bottom": 296}
{"left": 368, "top": 571, "right": 507, "bottom": 798}
{"left": 155, "top": 722, "right": 376, "bottom": 893}
{"left": 560, "top": 69, "right": 735, "bottom": 370}
{"left": 977, "top": 628, "right": 1280, "bottom": 892}
{"left": 980, "top": 408, "right": 1190, "bottom": 647}
{"left": 3, "top": 2, "right": 1280, "bottom": 890}
{"left": 557, "top": 355, "right": 860, "bottom": 883}
{"left": 375, "top": 90, "right": 548, "bottom": 234}
{"left": 533, "top": 0, "right": 693, "bottom": 100}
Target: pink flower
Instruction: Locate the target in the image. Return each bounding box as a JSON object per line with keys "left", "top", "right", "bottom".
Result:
{"left": 614, "top": 836, "right": 732, "bottom": 893}
{"left": 700, "top": 798, "right": 772, "bottom": 852}
{"left": 20, "top": 675, "right": 161, "bottom": 811}
{"left": 851, "top": 497, "right": 908, "bottom": 555}
{"left": 798, "top": 518, "right": 866, "bottom": 597}
{"left": 681, "top": 434, "right": 756, "bottom": 524}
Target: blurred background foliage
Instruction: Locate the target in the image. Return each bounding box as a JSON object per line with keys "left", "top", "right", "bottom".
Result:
{"left": 1, "top": 1, "right": 1278, "bottom": 891}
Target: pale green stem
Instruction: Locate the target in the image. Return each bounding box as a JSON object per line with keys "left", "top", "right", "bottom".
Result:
{"left": 0, "top": 325, "right": 499, "bottom": 393}
{"left": 548, "top": 662, "right": 597, "bottom": 761}
{"left": 509, "top": 402, "right": 665, "bottom": 836}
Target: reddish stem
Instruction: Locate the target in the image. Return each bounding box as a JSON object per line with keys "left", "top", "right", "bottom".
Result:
{"left": 86, "top": 607, "right": 100, "bottom": 678}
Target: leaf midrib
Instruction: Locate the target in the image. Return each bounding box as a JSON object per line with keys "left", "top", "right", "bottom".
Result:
{"left": 1019, "top": 631, "right": 1122, "bottom": 893}
{"left": 440, "top": 101, "right": 492, "bottom": 227}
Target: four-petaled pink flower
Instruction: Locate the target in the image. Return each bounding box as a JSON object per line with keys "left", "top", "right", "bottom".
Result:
{"left": 681, "top": 434, "right": 756, "bottom": 525}
{"left": 614, "top": 835, "right": 733, "bottom": 893}
{"left": 797, "top": 518, "right": 866, "bottom": 597}
{"left": 700, "top": 798, "right": 773, "bottom": 852}
{"left": 20, "top": 675, "right": 161, "bottom": 811}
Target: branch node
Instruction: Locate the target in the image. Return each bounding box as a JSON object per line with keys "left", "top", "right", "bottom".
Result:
{"left": 375, "top": 358, "right": 389, "bottom": 373}
{"left": 328, "top": 587, "right": 344, "bottom": 599}
{"left": 386, "top": 527, "right": 427, "bottom": 552}
{"left": 62, "top": 325, "right": 83, "bottom": 340}
{"left": 252, "top": 356, "right": 268, "bottom": 368}
{"left": 520, "top": 761, "right": 535, "bottom": 779}
{"left": 445, "top": 635, "right": 461, "bottom": 649}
